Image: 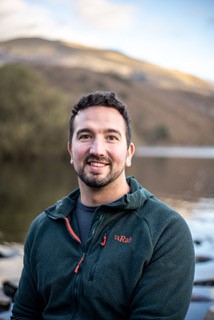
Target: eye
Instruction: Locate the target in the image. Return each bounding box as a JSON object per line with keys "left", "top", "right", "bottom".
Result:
{"left": 78, "top": 134, "right": 92, "bottom": 141}
{"left": 106, "top": 135, "right": 119, "bottom": 141}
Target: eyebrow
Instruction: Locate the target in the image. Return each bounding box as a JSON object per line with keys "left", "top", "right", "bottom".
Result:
{"left": 105, "top": 129, "right": 122, "bottom": 137}
{"left": 76, "top": 128, "right": 92, "bottom": 136}
{"left": 76, "top": 128, "right": 122, "bottom": 136}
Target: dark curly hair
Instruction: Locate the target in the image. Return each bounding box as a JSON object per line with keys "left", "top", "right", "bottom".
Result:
{"left": 69, "top": 91, "right": 132, "bottom": 147}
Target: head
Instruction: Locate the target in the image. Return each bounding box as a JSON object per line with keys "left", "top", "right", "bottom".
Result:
{"left": 69, "top": 91, "right": 132, "bottom": 148}
{"left": 68, "top": 91, "right": 135, "bottom": 190}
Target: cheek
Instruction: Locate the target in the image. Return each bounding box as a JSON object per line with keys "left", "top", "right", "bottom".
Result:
{"left": 72, "top": 145, "right": 88, "bottom": 162}
{"left": 112, "top": 150, "right": 129, "bottom": 165}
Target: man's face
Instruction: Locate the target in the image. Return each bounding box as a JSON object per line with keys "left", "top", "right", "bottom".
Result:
{"left": 68, "top": 106, "right": 135, "bottom": 188}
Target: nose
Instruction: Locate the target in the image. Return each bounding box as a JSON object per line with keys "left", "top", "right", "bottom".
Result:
{"left": 90, "top": 137, "right": 105, "bottom": 156}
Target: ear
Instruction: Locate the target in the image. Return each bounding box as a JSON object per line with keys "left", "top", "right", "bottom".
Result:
{"left": 125, "top": 142, "right": 135, "bottom": 167}
{"left": 67, "top": 142, "right": 73, "bottom": 164}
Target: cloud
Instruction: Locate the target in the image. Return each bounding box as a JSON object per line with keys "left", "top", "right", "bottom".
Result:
{"left": 0, "top": 0, "right": 23, "bottom": 14}
{"left": 74, "top": 0, "right": 135, "bottom": 29}
{"left": 0, "top": 0, "right": 61, "bottom": 40}
{"left": 0, "top": 0, "right": 135, "bottom": 42}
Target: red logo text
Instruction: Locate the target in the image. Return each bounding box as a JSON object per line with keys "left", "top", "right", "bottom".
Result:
{"left": 114, "top": 235, "right": 132, "bottom": 243}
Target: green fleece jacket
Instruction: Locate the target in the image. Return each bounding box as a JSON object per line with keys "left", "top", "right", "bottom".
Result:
{"left": 11, "top": 177, "right": 195, "bottom": 320}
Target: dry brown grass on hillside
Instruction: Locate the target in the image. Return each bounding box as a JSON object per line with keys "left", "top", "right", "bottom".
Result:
{"left": 31, "top": 64, "right": 214, "bottom": 146}
{"left": 1, "top": 37, "right": 214, "bottom": 94}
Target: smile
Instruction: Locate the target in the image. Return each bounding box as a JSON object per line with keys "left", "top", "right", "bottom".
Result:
{"left": 89, "top": 162, "right": 107, "bottom": 167}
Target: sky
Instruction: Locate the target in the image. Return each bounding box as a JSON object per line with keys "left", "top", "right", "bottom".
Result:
{"left": 0, "top": 0, "right": 214, "bottom": 82}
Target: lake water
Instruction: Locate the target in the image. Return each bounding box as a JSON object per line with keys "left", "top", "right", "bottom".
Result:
{"left": 0, "top": 149, "right": 214, "bottom": 319}
{"left": 0, "top": 151, "right": 214, "bottom": 243}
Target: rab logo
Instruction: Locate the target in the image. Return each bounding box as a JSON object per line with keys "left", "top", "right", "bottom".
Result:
{"left": 114, "top": 234, "right": 132, "bottom": 243}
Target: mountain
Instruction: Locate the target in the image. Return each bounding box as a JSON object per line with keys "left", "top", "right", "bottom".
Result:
{"left": 0, "top": 37, "right": 213, "bottom": 93}
{"left": 0, "top": 37, "right": 214, "bottom": 147}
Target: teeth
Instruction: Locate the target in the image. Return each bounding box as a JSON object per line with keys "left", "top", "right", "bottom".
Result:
{"left": 90, "top": 162, "right": 105, "bottom": 167}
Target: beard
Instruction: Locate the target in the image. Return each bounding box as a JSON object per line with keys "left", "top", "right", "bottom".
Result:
{"left": 74, "top": 155, "right": 124, "bottom": 188}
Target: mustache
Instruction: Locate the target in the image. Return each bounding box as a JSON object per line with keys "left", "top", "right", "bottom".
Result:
{"left": 85, "top": 154, "right": 111, "bottom": 164}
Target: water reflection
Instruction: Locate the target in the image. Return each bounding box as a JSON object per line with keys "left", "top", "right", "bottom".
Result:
{"left": 0, "top": 156, "right": 214, "bottom": 243}
{"left": 0, "top": 160, "right": 77, "bottom": 243}
{"left": 130, "top": 157, "right": 214, "bottom": 202}
{"left": 0, "top": 156, "right": 214, "bottom": 320}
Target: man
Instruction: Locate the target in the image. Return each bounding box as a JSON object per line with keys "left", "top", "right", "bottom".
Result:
{"left": 12, "top": 91, "right": 195, "bottom": 319}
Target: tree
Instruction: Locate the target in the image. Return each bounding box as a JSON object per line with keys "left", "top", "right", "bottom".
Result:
{"left": 0, "top": 64, "right": 69, "bottom": 159}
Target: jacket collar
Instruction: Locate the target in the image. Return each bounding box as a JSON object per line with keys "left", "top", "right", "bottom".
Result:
{"left": 45, "top": 177, "right": 153, "bottom": 219}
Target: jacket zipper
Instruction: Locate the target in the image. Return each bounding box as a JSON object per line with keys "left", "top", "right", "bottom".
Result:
{"left": 89, "top": 231, "right": 109, "bottom": 281}
{"left": 64, "top": 216, "right": 84, "bottom": 318}
{"left": 71, "top": 252, "right": 85, "bottom": 318}
{"left": 64, "top": 215, "right": 110, "bottom": 312}
{"left": 74, "top": 253, "right": 85, "bottom": 273}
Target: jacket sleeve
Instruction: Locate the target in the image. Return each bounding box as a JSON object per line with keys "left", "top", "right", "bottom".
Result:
{"left": 11, "top": 220, "right": 44, "bottom": 320}
{"left": 129, "top": 213, "right": 195, "bottom": 320}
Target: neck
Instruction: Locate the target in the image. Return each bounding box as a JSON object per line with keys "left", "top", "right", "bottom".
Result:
{"left": 78, "top": 177, "right": 130, "bottom": 206}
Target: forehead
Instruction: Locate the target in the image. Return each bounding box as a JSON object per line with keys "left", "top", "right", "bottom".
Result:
{"left": 73, "top": 106, "right": 126, "bottom": 132}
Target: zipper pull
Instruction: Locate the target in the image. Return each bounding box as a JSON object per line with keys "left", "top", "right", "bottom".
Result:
{"left": 74, "top": 255, "right": 84, "bottom": 273}
{"left": 100, "top": 235, "right": 107, "bottom": 247}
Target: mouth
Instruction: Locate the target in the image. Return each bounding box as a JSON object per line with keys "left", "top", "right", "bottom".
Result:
{"left": 86, "top": 157, "right": 110, "bottom": 171}
{"left": 89, "top": 161, "right": 108, "bottom": 167}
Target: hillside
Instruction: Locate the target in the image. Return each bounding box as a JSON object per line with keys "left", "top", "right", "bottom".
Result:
{"left": 0, "top": 37, "right": 214, "bottom": 156}
{"left": 31, "top": 64, "right": 214, "bottom": 146}
{"left": 0, "top": 37, "right": 214, "bottom": 93}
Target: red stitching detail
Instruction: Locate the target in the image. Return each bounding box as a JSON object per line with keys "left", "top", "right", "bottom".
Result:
{"left": 65, "top": 217, "right": 81, "bottom": 243}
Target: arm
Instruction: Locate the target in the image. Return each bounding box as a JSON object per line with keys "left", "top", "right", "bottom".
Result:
{"left": 130, "top": 214, "right": 195, "bottom": 320}
{"left": 11, "top": 222, "right": 44, "bottom": 319}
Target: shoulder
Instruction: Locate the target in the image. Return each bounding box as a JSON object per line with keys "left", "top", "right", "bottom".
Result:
{"left": 136, "top": 195, "right": 192, "bottom": 245}
{"left": 25, "top": 211, "right": 48, "bottom": 243}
